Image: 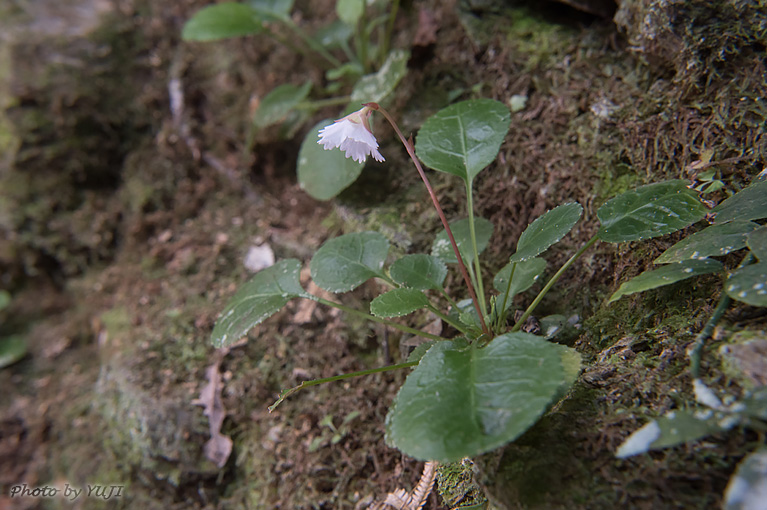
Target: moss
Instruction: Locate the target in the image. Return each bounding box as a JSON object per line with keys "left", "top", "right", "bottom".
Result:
{"left": 1, "top": 5, "right": 154, "bottom": 279}
{"left": 437, "top": 459, "right": 487, "bottom": 508}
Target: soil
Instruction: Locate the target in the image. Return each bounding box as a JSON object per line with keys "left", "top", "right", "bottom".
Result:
{"left": 1, "top": 0, "right": 765, "bottom": 509}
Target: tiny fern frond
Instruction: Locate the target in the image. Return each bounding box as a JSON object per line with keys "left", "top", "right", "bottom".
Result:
{"left": 411, "top": 461, "right": 437, "bottom": 509}
{"left": 372, "top": 461, "right": 438, "bottom": 510}
{"left": 383, "top": 488, "right": 413, "bottom": 509}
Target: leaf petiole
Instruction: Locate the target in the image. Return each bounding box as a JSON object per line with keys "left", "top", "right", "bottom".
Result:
{"left": 511, "top": 235, "right": 599, "bottom": 332}
{"left": 313, "top": 296, "right": 448, "bottom": 342}
{"left": 269, "top": 360, "right": 418, "bottom": 411}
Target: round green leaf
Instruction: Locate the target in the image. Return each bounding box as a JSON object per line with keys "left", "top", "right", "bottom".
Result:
{"left": 370, "top": 288, "right": 430, "bottom": 318}
{"left": 493, "top": 258, "right": 547, "bottom": 307}
{"left": 0, "top": 290, "right": 10, "bottom": 311}
{"left": 0, "top": 336, "right": 27, "bottom": 368}
{"left": 597, "top": 180, "right": 708, "bottom": 243}
{"left": 431, "top": 217, "right": 493, "bottom": 265}
{"left": 511, "top": 203, "right": 583, "bottom": 262}
{"left": 655, "top": 220, "right": 760, "bottom": 264}
{"left": 336, "top": 0, "right": 363, "bottom": 26}
{"left": 415, "top": 99, "right": 511, "bottom": 182}
{"left": 254, "top": 81, "right": 312, "bottom": 129}
{"left": 389, "top": 254, "right": 447, "bottom": 290}
{"left": 713, "top": 179, "right": 767, "bottom": 224}
{"left": 297, "top": 120, "right": 364, "bottom": 200}
{"left": 385, "top": 333, "right": 580, "bottom": 462}
{"left": 211, "top": 259, "right": 307, "bottom": 348}
{"left": 310, "top": 232, "right": 389, "bottom": 292}
{"left": 746, "top": 226, "right": 767, "bottom": 260}
{"left": 608, "top": 259, "right": 723, "bottom": 303}
{"left": 182, "top": 3, "right": 265, "bottom": 41}
{"left": 726, "top": 262, "right": 767, "bottom": 307}
{"left": 350, "top": 49, "right": 410, "bottom": 104}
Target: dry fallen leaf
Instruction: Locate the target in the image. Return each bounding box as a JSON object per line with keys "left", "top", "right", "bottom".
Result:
{"left": 192, "top": 351, "right": 232, "bottom": 468}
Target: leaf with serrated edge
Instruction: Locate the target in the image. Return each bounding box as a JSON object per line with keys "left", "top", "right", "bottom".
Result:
{"left": 371, "top": 288, "right": 430, "bottom": 318}
{"left": 713, "top": 179, "right": 767, "bottom": 223}
{"left": 597, "top": 180, "right": 707, "bottom": 243}
{"left": 431, "top": 217, "right": 493, "bottom": 265}
{"left": 726, "top": 262, "right": 767, "bottom": 307}
{"left": 415, "top": 99, "right": 510, "bottom": 182}
{"left": 609, "top": 259, "right": 723, "bottom": 303}
{"left": 406, "top": 341, "right": 436, "bottom": 364}
{"left": 310, "top": 232, "right": 389, "bottom": 292}
{"left": 655, "top": 220, "right": 759, "bottom": 264}
{"left": 385, "top": 333, "right": 579, "bottom": 462}
{"left": 511, "top": 203, "right": 582, "bottom": 262}
{"left": 389, "top": 254, "right": 448, "bottom": 290}
{"left": 211, "top": 259, "right": 307, "bottom": 348}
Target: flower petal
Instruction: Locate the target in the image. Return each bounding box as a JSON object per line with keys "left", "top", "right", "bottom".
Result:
{"left": 316, "top": 107, "right": 384, "bottom": 163}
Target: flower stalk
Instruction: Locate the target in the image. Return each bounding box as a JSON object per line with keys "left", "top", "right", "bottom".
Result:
{"left": 363, "top": 102, "right": 491, "bottom": 336}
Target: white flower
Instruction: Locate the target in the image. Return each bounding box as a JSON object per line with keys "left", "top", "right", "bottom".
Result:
{"left": 317, "top": 106, "right": 384, "bottom": 163}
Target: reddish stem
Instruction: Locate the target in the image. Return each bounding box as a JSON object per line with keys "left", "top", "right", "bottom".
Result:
{"left": 365, "top": 102, "right": 490, "bottom": 336}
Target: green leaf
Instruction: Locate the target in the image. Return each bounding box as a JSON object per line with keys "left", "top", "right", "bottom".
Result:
{"left": 608, "top": 259, "right": 723, "bottom": 303}
{"left": 370, "top": 288, "right": 430, "bottom": 318}
{"left": 415, "top": 99, "right": 511, "bottom": 183}
{"left": 724, "top": 448, "right": 767, "bottom": 510}
{"left": 297, "top": 120, "right": 364, "bottom": 200}
{"left": 0, "top": 290, "right": 10, "bottom": 311}
{"left": 316, "top": 20, "right": 354, "bottom": 48}
{"left": 182, "top": 3, "right": 265, "bottom": 41}
{"left": 406, "top": 341, "right": 437, "bottom": 363}
{"left": 310, "top": 232, "right": 389, "bottom": 292}
{"left": 616, "top": 409, "right": 732, "bottom": 458}
{"left": 336, "top": 0, "right": 364, "bottom": 26}
{"left": 746, "top": 226, "right": 767, "bottom": 260}
{"left": 326, "top": 62, "right": 363, "bottom": 81}
{"left": 726, "top": 262, "right": 767, "bottom": 307}
{"left": 450, "top": 299, "right": 482, "bottom": 334}
{"left": 597, "top": 180, "right": 708, "bottom": 243}
{"left": 431, "top": 217, "right": 493, "bottom": 265}
{"left": 254, "top": 81, "right": 312, "bottom": 129}
{"left": 389, "top": 254, "right": 447, "bottom": 290}
{"left": 350, "top": 49, "right": 410, "bottom": 104}
{"left": 385, "top": 333, "right": 580, "bottom": 462}
{"left": 713, "top": 179, "right": 767, "bottom": 223}
{"left": 0, "top": 336, "right": 26, "bottom": 368}
{"left": 655, "top": 220, "right": 760, "bottom": 264}
{"left": 493, "top": 258, "right": 547, "bottom": 305}
{"left": 211, "top": 259, "right": 307, "bottom": 348}
{"left": 511, "top": 203, "right": 583, "bottom": 262}
{"left": 246, "top": 0, "right": 294, "bottom": 18}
